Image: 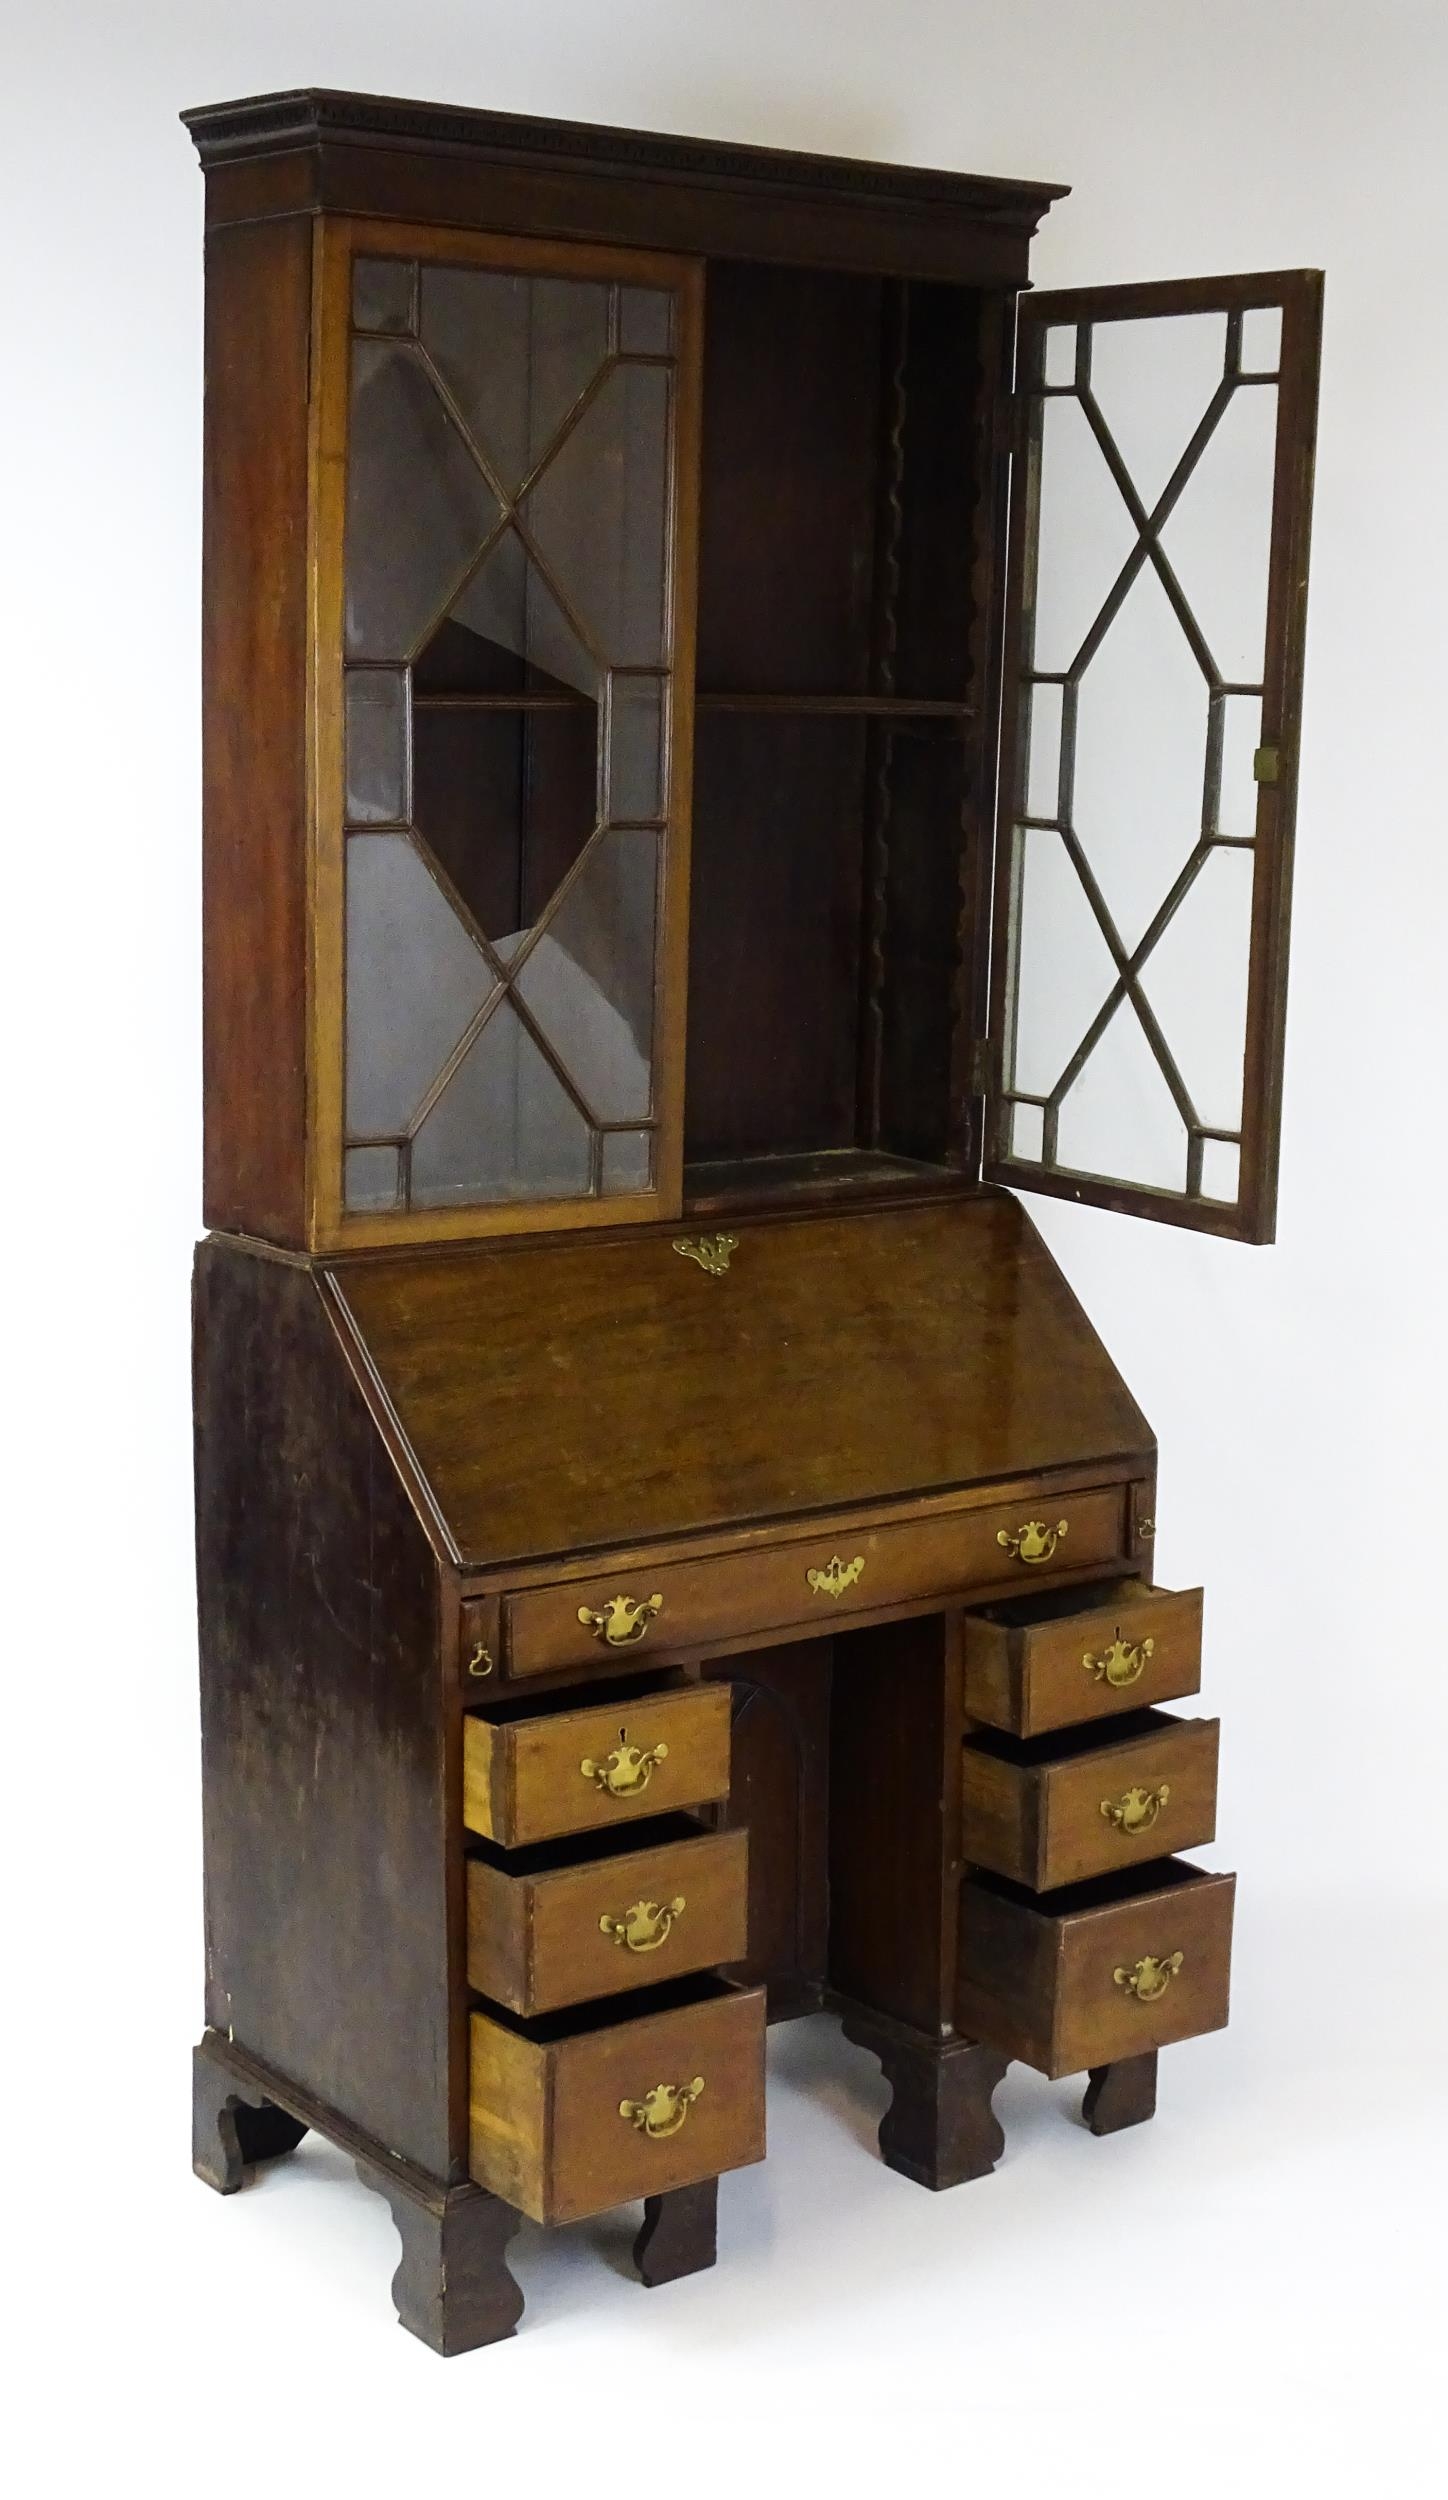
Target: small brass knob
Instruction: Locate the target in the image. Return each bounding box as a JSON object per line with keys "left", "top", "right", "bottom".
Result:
{"left": 599, "top": 1896, "right": 686, "bottom": 1953}
{"left": 1114, "top": 1951, "right": 1184, "bottom": 2003}
{"left": 619, "top": 2077, "right": 705, "bottom": 2138}
{"left": 998, "top": 1518, "right": 1068, "bottom": 1566}
{"left": 1084, "top": 1633, "right": 1154, "bottom": 1688}
{"left": 1101, "top": 1782, "right": 1170, "bottom": 1836}
{"left": 580, "top": 1727, "right": 669, "bottom": 1798}
{"left": 577, "top": 1593, "right": 664, "bottom": 1647}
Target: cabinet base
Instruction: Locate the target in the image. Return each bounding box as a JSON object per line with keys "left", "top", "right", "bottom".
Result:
{"left": 838, "top": 2005, "right": 1007, "bottom": 2191}
{"left": 1082, "top": 2049, "right": 1159, "bottom": 2135}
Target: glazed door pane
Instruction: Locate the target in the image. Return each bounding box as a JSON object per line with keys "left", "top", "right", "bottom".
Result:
{"left": 338, "top": 240, "right": 689, "bottom": 1219}
{"left": 985, "top": 273, "right": 1322, "bottom": 1241}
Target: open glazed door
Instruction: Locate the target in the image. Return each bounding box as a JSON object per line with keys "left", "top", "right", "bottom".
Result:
{"left": 984, "top": 272, "right": 1322, "bottom": 1241}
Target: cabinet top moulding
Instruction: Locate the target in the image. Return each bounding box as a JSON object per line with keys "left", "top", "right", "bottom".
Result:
{"left": 181, "top": 88, "right": 1068, "bottom": 282}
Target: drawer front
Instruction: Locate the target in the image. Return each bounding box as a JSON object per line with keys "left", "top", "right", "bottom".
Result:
{"left": 957, "top": 1863, "right": 1235, "bottom": 2080}
{"left": 963, "top": 1713, "right": 1220, "bottom": 1891}
{"left": 463, "top": 1681, "right": 732, "bottom": 1847}
{"left": 505, "top": 1485, "right": 1131, "bottom": 1678}
{"left": 467, "top": 1826, "right": 749, "bottom": 2016}
{"left": 963, "top": 1582, "right": 1203, "bottom": 1737}
{"left": 470, "top": 1982, "right": 767, "bottom": 2225}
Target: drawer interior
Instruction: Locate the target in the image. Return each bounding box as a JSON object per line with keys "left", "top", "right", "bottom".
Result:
{"left": 965, "top": 1705, "right": 1184, "bottom": 1770}
{"left": 471, "top": 1968, "right": 742, "bottom": 2046}
{"left": 466, "top": 1664, "right": 688, "bottom": 1727}
{"left": 467, "top": 1810, "right": 712, "bottom": 1879}
{"left": 970, "top": 1854, "right": 1216, "bottom": 1921}
{"left": 967, "top": 1573, "right": 1147, "bottom": 1631}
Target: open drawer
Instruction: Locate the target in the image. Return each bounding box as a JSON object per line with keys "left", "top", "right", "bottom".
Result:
{"left": 962, "top": 1709, "right": 1220, "bottom": 1891}
{"left": 463, "top": 1674, "right": 732, "bottom": 1848}
{"left": 467, "top": 1816, "right": 749, "bottom": 2016}
{"left": 469, "top": 1975, "right": 766, "bottom": 2225}
{"left": 500, "top": 1484, "right": 1132, "bottom": 1679}
{"left": 962, "top": 1580, "right": 1204, "bottom": 1737}
{"left": 956, "top": 1858, "right": 1235, "bottom": 2079}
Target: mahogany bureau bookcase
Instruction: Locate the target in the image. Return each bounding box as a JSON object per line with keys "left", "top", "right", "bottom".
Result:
{"left": 184, "top": 88, "right": 1321, "bottom": 2354}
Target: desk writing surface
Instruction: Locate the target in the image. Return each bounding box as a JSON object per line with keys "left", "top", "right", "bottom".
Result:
{"left": 330, "top": 1190, "right": 1151, "bottom": 1569}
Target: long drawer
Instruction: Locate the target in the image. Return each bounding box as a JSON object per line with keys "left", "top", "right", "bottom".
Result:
{"left": 956, "top": 1859, "right": 1235, "bottom": 2079}
{"left": 469, "top": 1976, "right": 767, "bottom": 2226}
{"left": 467, "top": 1818, "right": 749, "bottom": 2016}
{"left": 503, "top": 1484, "right": 1132, "bottom": 1678}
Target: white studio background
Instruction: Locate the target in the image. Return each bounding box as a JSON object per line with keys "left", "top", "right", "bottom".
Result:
{"left": 3, "top": 4, "right": 1444, "bottom": 2493}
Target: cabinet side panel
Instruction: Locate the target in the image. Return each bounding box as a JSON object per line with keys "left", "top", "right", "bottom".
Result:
{"left": 200, "top": 217, "right": 312, "bottom": 1244}
{"left": 194, "top": 1239, "right": 452, "bottom": 2175}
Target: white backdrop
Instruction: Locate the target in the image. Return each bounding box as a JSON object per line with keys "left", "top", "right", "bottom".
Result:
{"left": 6, "top": 5, "right": 1445, "bottom": 2492}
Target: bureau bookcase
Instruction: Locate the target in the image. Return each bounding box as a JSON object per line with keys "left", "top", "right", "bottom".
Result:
{"left": 186, "top": 89, "right": 1320, "bottom": 2352}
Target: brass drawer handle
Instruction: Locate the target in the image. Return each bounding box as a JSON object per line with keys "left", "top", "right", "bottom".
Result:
{"left": 807, "top": 1553, "right": 865, "bottom": 1600}
{"left": 619, "top": 2076, "right": 705, "bottom": 2139}
{"left": 580, "top": 1728, "right": 669, "bottom": 1798}
{"left": 673, "top": 1234, "right": 737, "bottom": 1276}
{"left": 997, "top": 1517, "right": 1068, "bottom": 1566}
{"left": 1084, "top": 1633, "right": 1154, "bottom": 1688}
{"left": 466, "top": 1639, "right": 494, "bottom": 1679}
{"left": 577, "top": 1592, "right": 664, "bottom": 1647}
{"left": 1114, "top": 1951, "right": 1184, "bottom": 2003}
{"left": 1101, "top": 1782, "right": 1171, "bottom": 1837}
{"left": 600, "top": 1896, "right": 686, "bottom": 1953}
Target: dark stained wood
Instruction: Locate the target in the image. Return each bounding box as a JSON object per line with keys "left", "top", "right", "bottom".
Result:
{"left": 193, "top": 1239, "right": 456, "bottom": 2178}
{"left": 697, "top": 263, "right": 884, "bottom": 697}
{"left": 633, "top": 2178, "right": 719, "bottom": 2285}
{"left": 1082, "top": 2050, "right": 1159, "bottom": 2135}
{"left": 329, "top": 1194, "right": 1154, "bottom": 1567}
{"left": 194, "top": 2026, "right": 523, "bottom": 2352}
{"left": 183, "top": 91, "right": 1066, "bottom": 287}
{"left": 199, "top": 218, "right": 312, "bottom": 1246}
{"left": 839, "top": 2006, "right": 1006, "bottom": 2191}
{"left": 685, "top": 713, "right": 870, "bottom": 1161}
{"left": 828, "top": 1613, "right": 964, "bottom": 2035}
{"left": 360, "top": 2165, "right": 524, "bottom": 2355}
{"left": 193, "top": 2034, "right": 309, "bottom": 2192}
{"left": 706, "top": 1639, "right": 834, "bottom": 2016}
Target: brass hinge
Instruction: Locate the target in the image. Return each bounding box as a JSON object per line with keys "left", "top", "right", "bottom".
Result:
{"left": 1253, "top": 744, "right": 1281, "bottom": 785}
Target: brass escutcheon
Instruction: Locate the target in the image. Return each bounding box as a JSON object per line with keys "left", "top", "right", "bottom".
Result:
{"left": 1083, "top": 1632, "right": 1154, "bottom": 1689}
{"left": 1101, "top": 1782, "right": 1171, "bottom": 1836}
{"left": 807, "top": 1553, "right": 866, "bottom": 1600}
{"left": 599, "top": 1896, "right": 686, "bottom": 1953}
{"left": 998, "top": 1518, "right": 1068, "bottom": 1566}
{"left": 580, "top": 1728, "right": 670, "bottom": 1798}
{"left": 619, "top": 2077, "right": 705, "bottom": 2139}
{"left": 673, "top": 1234, "right": 738, "bottom": 1277}
{"left": 466, "top": 1639, "right": 494, "bottom": 1678}
{"left": 577, "top": 1592, "right": 664, "bottom": 1647}
{"left": 1114, "top": 1950, "right": 1184, "bottom": 2003}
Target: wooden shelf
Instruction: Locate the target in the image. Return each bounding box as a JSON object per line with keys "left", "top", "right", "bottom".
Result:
{"left": 684, "top": 1148, "right": 972, "bottom": 1215}
{"left": 697, "top": 693, "right": 973, "bottom": 719}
